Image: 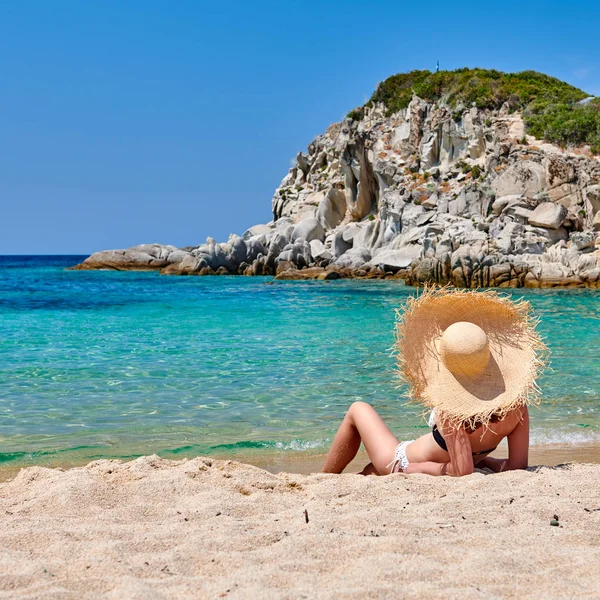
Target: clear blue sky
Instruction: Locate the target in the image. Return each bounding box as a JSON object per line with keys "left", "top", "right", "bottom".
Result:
{"left": 1, "top": 0, "right": 599, "bottom": 254}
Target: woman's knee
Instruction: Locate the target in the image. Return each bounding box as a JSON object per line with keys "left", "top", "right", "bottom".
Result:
{"left": 347, "top": 401, "right": 373, "bottom": 421}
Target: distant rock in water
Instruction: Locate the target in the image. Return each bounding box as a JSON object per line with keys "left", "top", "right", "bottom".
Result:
{"left": 73, "top": 69, "right": 600, "bottom": 288}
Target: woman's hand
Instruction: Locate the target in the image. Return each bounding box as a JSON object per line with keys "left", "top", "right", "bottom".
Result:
{"left": 476, "top": 456, "right": 509, "bottom": 473}
{"left": 404, "top": 462, "right": 447, "bottom": 476}
{"left": 440, "top": 418, "right": 474, "bottom": 476}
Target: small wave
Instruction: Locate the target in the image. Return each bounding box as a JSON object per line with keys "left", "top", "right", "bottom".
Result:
{"left": 205, "top": 438, "right": 329, "bottom": 452}
{"left": 0, "top": 444, "right": 118, "bottom": 465}
{"left": 530, "top": 427, "right": 600, "bottom": 446}
{"left": 0, "top": 451, "right": 30, "bottom": 464}
{"left": 274, "top": 439, "right": 328, "bottom": 451}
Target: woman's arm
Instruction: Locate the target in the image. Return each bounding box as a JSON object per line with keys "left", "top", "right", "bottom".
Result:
{"left": 506, "top": 405, "right": 529, "bottom": 471}
{"left": 406, "top": 419, "right": 474, "bottom": 477}
{"left": 405, "top": 461, "right": 447, "bottom": 476}
{"left": 476, "top": 456, "right": 509, "bottom": 473}
{"left": 440, "top": 419, "right": 474, "bottom": 476}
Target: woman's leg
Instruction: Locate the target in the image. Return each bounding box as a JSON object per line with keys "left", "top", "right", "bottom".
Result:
{"left": 322, "top": 402, "right": 399, "bottom": 475}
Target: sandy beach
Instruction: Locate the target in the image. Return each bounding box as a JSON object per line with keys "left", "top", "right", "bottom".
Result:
{"left": 1, "top": 455, "right": 599, "bottom": 599}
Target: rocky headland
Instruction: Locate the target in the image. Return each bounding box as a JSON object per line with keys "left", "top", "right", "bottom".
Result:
{"left": 73, "top": 69, "right": 600, "bottom": 288}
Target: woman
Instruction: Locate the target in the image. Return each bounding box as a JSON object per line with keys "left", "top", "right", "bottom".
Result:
{"left": 323, "top": 288, "right": 547, "bottom": 477}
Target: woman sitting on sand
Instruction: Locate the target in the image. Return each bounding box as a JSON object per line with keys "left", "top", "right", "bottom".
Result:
{"left": 323, "top": 288, "right": 547, "bottom": 477}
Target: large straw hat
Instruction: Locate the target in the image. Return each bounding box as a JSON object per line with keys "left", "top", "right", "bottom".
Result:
{"left": 396, "top": 287, "right": 547, "bottom": 428}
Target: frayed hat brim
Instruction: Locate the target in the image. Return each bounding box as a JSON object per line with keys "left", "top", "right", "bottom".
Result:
{"left": 395, "top": 286, "right": 548, "bottom": 429}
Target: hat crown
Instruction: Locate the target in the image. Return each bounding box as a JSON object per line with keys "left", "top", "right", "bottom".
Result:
{"left": 440, "top": 321, "right": 490, "bottom": 377}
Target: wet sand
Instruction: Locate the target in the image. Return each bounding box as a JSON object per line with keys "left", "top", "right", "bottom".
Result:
{"left": 2, "top": 442, "right": 599, "bottom": 482}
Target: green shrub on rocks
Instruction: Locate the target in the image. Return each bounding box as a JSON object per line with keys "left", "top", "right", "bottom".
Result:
{"left": 526, "top": 99, "right": 600, "bottom": 153}
{"left": 470, "top": 165, "right": 483, "bottom": 179}
{"left": 347, "top": 106, "right": 365, "bottom": 121}
{"left": 366, "top": 68, "right": 598, "bottom": 153}
{"left": 370, "top": 68, "right": 588, "bottom": 113}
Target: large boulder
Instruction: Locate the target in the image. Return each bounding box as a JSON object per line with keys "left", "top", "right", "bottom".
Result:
{"left": 370, "top": 246, "right": 422, "bottom": 269}
{"left": 161, "top": 254, "right": 201, "bottom": 275}
{"left": 316, "top": 188, "right": 347, "bottom": 230}
{"left": 276, "top": 239, "right": 312, "bottom": 268}
{"left": 528, "top": 202, "right": 568, "bottom": 229}
{"left": 72, "top": 244, "right": 178, "bottom": 271}
{"left": 334, "top": 247, "right": 371, "bottom": 269}
{"left": 226, "top": 235, "right": 248, "bottom": 266}
{"left": 241, "top": 223, "right": 273, "bottom": 241}
{"left": 570, "top": 231, "right": 596, "bottom": 252}
{"left": 492, "top": 195, "right": 524, "bottom": 216}
{"left": 309, "top": 239, "right": 332, "bottom": 262}
{"left": 401, "top": 204, "right": 426, "bottom": 230}
{"left": 353, "top": 220, "right": 381, "bottom": 250}
{"left": 291, "top": 217, "right": 326, "bottom": 243}
{"left": 492, "top": 161, "right": 546, "bottom": 198}
{"left": 536, "top": 262, "right": 579, "bottom": 287}
{"left": 331, "top": 231, "right": 352, "bottom": 258}
{"left": 587, "top": 185, "right": 600, "bottom": 218}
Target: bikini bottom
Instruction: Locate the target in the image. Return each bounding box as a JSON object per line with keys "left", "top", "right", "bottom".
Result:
{"left": 387, "top": 440, "right": 415, "bottom": 474}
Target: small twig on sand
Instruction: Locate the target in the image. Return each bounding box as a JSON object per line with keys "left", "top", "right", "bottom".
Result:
{"left": 304, "top": 509, "right": 309, "bottom": 524}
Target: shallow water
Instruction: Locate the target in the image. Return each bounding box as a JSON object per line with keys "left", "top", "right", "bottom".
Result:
{"left": 0, "top": 256, "right": 599, "bottom": 468}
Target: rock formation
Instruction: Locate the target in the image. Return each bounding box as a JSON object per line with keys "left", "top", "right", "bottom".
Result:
{"left": 73, "top": 80, "right": 600, "bottom": 288}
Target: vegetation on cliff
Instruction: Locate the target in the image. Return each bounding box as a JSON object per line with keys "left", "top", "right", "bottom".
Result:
{"left": 526, "top": 97, "right": 600, "bottom": 153}
{"left": 348, "top": 68, "right": 600, "bottom": 153}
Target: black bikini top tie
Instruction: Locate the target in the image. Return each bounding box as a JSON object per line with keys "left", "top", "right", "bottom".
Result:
{"left": 432, "top": 424, "right": 497, "bottom": 456}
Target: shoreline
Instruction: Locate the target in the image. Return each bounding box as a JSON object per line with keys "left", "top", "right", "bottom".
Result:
{"left": 2, "top": 442, "right": 599, "bottom": 482}
{"left": 69, "top": 262, "right": 600, "bottom": 288}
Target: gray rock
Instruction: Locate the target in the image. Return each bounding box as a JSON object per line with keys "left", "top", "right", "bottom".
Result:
{"left": 266, "top": 233, "right": 289, "bottom": 267}
{"left": 311, "top": 241, "right": 333, "bottom": 262}
{"left": 73, "top": 244, "right": 183, "bottom": 271}
{"left": 276, "top": 239, "right": 312, "bottom": 268}
{"left": 245, "top": 238, "right": 267, "bottom": 262}
{"left": 401, "top": 204, "right": 426, "bottom": 230}
{"left": 291, "top": 218, "right": 325, "bottom": 243}
{"left": 528, "top": 202, "right": 568, "bottom": 229}
{"left": 570, "top": 231, "right": 596, "bottom": 251}
{"left": 511, "top": 206, "right": 534, "bottom": 224}
{"left": 370, "top": 246, "right": 422, "bottom": 269}
{"left": 435, "top": 236, "right": 454, "bottom": 258}
{"left": 341, "top": 224, "right": 362, "bottom": 243}
{"left": 166, "top": 250, "right": 189, "bottom": 264}
{"left": 227, "top": 236, "right": 248, "bottom": 265}
{"left": 492, "top": 161, "right": 546, "bottom": 198}
{"left": 332, "top": 231, "right": 352, "bottom": 258}
{"left": 242, "top": 223, "right": 272, "bottom": 241}
{"left": 587, "top": 185, "right": 600, "bottom": 216}
{"left": 526, "top": 225, "right": 568, "bottom": 245}
{"left": 334, "top": 247, "right": 372, "bottom": 269}
{"left": 416, "top": 211, "right": 435, "bottom": 227}
{"left": 395, "top": 226, "right": 428, "bottom": 245}
{"left": 421, "top": 192, "right": 438, "bottom": 210}
{"left": 448, "top": 193, "right": 467, "bottom": 216}
{"left": 353, "top": 220, "right": 380, "bottom": 250}
{"left": 492, "top": 194, "right": 523, "bottom": 215}
{"left": 162, "top": 253, "right": 202, "bottom": 275}
{"left": 316, "top": 188, "right": 347, "bottom": 230}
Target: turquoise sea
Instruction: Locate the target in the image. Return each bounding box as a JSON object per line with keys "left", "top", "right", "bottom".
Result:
{"left": 0, "top": 256, "right": 599, "bottom": 469}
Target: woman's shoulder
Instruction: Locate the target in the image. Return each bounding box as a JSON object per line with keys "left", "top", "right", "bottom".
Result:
{"left": 486, "top": 405, "right": 528, "bottom": 436}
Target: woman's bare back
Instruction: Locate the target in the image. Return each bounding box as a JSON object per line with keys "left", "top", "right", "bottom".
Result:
{"left": 405, "top": 406, "right": 529, "bottom": 474}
